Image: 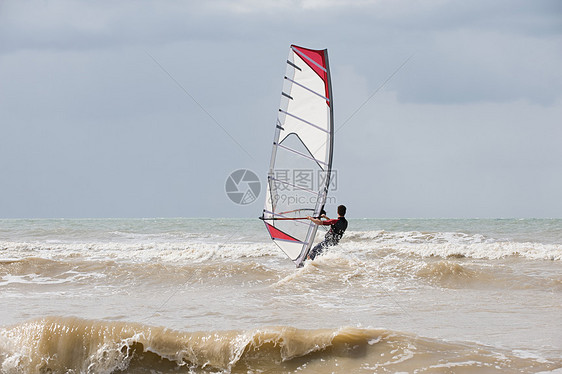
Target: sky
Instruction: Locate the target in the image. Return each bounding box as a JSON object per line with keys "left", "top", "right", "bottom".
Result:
{"left": 1, "top": 0, "right": 561, "bottom": 219}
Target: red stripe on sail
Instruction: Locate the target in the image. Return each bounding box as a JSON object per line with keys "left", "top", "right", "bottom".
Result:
{"left": 264, "top": 222, "right": 301, "bottom": 242}
{"left": 291, "top": 45, "right": 330, "bottom": 106}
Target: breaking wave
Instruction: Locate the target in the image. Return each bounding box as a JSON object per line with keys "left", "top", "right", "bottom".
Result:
{"left": 343, "top": 230, "right": 562, "bottom": 260}
{"left": 1, "top": 229, "right": 561, "bottom": 264}
{"left": 0, "top": 317, "right": 560, "bottom": 373}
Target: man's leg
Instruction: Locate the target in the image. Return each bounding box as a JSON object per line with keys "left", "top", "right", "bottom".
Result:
{"left": 309, "top": 241, "right": 327, "bottom": 260}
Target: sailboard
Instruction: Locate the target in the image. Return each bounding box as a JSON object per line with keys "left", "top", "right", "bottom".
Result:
{"left": 260, "top": 45, "right": 334, "bottom": 267}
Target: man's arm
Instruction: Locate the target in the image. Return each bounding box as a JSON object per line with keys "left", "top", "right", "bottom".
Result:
{"left": 307, "top": 216, "right": 338, "bottom": 225}
{"left": 307, "top": 216, "right": 323, "bottom": 225}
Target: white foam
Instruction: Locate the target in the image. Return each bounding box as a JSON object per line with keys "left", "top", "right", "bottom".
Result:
{"left": 0, "top": 274, "right": 71, "bottom": 286}
{"left": 1, "top": 227, "right": 560, "bottom": 266}
{"left": 342, "top": 230, "right": 562, "bottom": 260}
{"left": 0, "top": 240, "right": 283, "bottom": 265}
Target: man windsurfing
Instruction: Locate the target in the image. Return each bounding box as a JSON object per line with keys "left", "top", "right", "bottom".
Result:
{"left": 306, "top": 205, "right": 348, "bottom": 260}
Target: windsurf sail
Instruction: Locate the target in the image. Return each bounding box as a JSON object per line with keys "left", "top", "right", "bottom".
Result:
{"left": 260, "top": 45, "right": 334, "bottom": 267}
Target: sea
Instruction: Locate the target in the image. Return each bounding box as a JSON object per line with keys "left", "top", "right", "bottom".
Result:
{"left": 0, "top": 218, "right": 560, "bottom": 373}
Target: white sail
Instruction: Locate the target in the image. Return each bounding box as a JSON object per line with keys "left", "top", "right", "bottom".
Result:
{"left": 261, "top": 45, "right": 334, "bottom": 267}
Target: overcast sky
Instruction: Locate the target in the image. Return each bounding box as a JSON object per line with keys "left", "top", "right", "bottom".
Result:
{"left": 1, "top": 0, "right": 561, "bottom": 218}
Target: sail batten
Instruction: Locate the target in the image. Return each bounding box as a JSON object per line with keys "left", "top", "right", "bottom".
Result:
{"left": 284, "top": 77, "right": 330, "bottom": 101}
{"left": 274, "top": 142, "right": 329, "bottom": 167}
{"left": 279, "top": 109, "right": 330, "bottom": 133}
{"left": 262, "top": 45, "right": 334, "bottom": 267}
{"left": 286, "top": 60, "right": 302, "bottom": 71}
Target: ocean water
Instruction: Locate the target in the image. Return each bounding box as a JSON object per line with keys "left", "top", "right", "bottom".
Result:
{"left": 0, "top": 218, "right": 561, "bottom": 373}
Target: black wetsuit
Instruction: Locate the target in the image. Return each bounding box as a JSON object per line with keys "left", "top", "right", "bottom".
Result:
{"left": 309, "top": 216, "right": 348, "bottom": 260}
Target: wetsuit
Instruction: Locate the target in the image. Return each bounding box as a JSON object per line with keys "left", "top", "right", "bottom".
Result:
{"left": 308, "top": 216, "right": 348, "bottom": 260}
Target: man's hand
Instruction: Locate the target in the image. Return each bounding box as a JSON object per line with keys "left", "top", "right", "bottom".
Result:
{"left": 307, "top": 216, "right": 322, "bottom": 225}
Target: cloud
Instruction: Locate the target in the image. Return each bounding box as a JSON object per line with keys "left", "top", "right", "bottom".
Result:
{"left": 0, "top": 0, "right": 561, "bottom": 217}
{"left": 335, "top": 91, "right": 562, "bottom": 218}
{"left": 394, "top": 30, "right": 562, "bottom": 105}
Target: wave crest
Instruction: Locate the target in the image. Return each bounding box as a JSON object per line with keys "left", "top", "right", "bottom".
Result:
{"left": 1, "top": 317, "right": 560, "bottom": 373}
{"left": 343, "top": 230, "right": 562, "bottom": 260}
{"left": 0, "top": 317, "right": 377, "bottom": 373}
